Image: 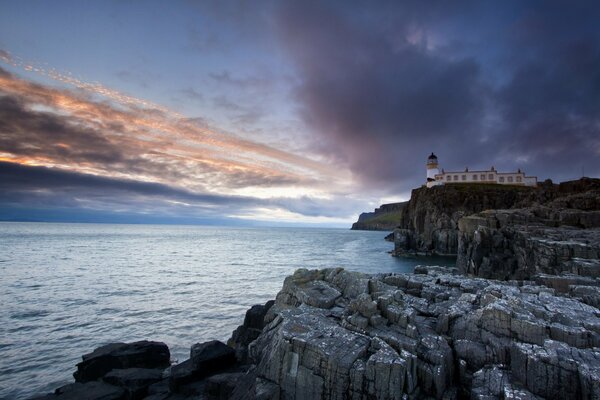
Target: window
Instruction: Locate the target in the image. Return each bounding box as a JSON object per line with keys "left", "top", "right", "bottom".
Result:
{"left": 462, "top": 175, "right": 466, "bottom": 181}
{"left": 508, "top": 176, "right": 513, "bottom": 183}
{"left": 446, "top": 175, "right": 451, "bottom": 181}
{"left": 473, "top": 174, "right": 478, "bottom": 180}
{"left": 499, "top": 177, "right": 504, "bottom": 183}
{"left": 488, "top": 174, "right": 494, "bottom": 180}
{"left": 481, "top": 174, "right": 486, "bottom": 180}
{"left": 454, "top": 175, "right": 458, "bottom": 181}
{"left": 516, "top": 176, "right": 522, "bottom": 182}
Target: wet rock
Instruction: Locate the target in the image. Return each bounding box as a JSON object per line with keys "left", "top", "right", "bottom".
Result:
{"left": 190, "top": 340, "right": 236, "bottom": 372}
{"left": 205, "top": 372, "right": 247, "bottom": 399}
{"left": 168, "top": 359, "right": 198, "bottom": 392}
{"left": 169, "top": 340, "right": 236, "bottom": 392}
{"left": 73, "top": 341, "right": 170, "bottom": 383}
{"left": 102, "top": 367, "right": 163, "bottom": 399}
{"left": 30, "top": 381, "right": 125, "bottom": 400}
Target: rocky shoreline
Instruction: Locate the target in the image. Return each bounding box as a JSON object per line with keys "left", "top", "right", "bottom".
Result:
{"left": 29, "top": 178, "right": 600, "bottom": 400}
{"left": 31, "top": 264, "right": 600, "bottom": 400}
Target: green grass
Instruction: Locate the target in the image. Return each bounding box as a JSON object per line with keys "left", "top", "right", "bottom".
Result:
{"left": 363, "top": 210, "right": 403, "bottom": 225}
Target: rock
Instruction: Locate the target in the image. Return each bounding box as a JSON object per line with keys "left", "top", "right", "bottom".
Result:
{"left": 102, "top": 368, "right": 163, "bottom": 399}
{"left": 205, "top": 372, "right": 247, "bottom": 399}
{"left": 30, "top": 381, "right": 125, "bottom": 400}
{"left": 228, "top": 300, "right": 274, "bottom": 363}
{"left": 73, "top": 341, "right": 170, "bottom": 383}
{"left": 393, "top": 177, "right": 600, "bottom": 259}
{"left": 169, "top": 340, "right": 236, "bottom": 392}
{"left": 168, "top": 359, "right": 197, "bottom": 392}
{"left": 241, "top": 267, "right": 600, "bottom": 399}
{"left": 190, "top": 340, "right": 236, "bottom": 372}
{"left": 457, "top": 208, "right": 600, "bottom": 280}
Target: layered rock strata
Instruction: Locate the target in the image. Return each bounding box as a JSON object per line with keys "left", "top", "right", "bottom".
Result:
{"left": 393, "top": 178, "right": 600, "bottom": 257}
{"left": 457, "top": 203, "right": 600, "bottom": 282}
{"left": 231, "top": 267, "right": 600, "bottom": 400}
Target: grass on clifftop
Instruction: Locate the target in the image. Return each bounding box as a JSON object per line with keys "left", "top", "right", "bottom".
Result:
{"left": 364, "top": 211, "right": 403, "bottom": 226}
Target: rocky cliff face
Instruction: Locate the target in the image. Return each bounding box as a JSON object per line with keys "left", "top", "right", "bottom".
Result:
{"left": 231, "top": 266, "right": 600, "bottom": 400}
{"left": 456, "top": 188, "right": 600, "bottom": 281}
{"left": 351, "top": 202, "right": 407, "bottom": 231}
{"left": 394, "top": 178, "right": 600, "bottom": 257}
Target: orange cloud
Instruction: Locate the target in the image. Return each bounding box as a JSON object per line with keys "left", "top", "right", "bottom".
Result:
{"left": 0, "top": 55, "right": 351, "bottom": 200}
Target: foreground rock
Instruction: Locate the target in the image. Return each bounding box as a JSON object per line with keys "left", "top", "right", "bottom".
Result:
{"left": 31, "top": 266, "right": 600, "bottom": 399}
{"left": 234, "top": 267, "right": 600, "bottom": 399}
{"left": 74, "top": 341, "right": 171, "bottom": 383}
{"left": 29, "top": 302, "right": 274, "bottom": 400}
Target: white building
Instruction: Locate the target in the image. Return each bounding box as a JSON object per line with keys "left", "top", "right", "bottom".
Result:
{"left": 426, "top": 153, "right": 537, "bottom": 188}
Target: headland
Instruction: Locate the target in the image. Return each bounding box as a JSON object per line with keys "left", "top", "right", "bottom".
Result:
{"left": 30, "top": 178, "right": 600, "bottom": 400}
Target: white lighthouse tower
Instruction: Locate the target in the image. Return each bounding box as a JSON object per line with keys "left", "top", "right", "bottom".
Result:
{"left": 426, "top": 153, "right": 440, "bottom": 188}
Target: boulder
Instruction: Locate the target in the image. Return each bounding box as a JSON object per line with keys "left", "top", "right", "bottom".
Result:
{"left": 30, "top": 381, "right": 125, "bottom": 400}
{"left": 169, "top": 340, "right": 236, "bottom": 392}
{"left": 228, "top": 300, "right": 274, "bottom": 363}
{"left": 102, "top": 368, "right": 164, "bottom": 400}
{"left": 73, "top": 341, "right": 170, "bottom": 382}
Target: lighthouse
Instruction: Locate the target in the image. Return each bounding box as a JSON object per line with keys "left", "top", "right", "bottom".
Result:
{"left": 426, "top": 153, "right": 439, "bottom": 187}
{"left": 424, "top": 152, "right": 538, "bottom": 187}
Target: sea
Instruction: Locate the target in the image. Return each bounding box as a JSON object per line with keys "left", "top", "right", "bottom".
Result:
{"left": 0, "top": 222, "right": 454, "bottom": 400}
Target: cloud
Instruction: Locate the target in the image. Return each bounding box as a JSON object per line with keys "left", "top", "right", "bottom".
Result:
{"left": 209, "top": 70, "right": 273, "bottom": 91}
{"left": 0, "top": 65, "right": 342, "bottom": 193}
{"left": 274, "top": 1, "right": 600, "bottom": 189}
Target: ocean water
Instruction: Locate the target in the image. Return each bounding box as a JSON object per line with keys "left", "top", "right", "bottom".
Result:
{"left": 0, "top": 222, "right": 454, "bottom": 400}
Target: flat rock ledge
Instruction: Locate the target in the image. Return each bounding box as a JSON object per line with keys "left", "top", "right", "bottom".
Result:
{"left": 31, "top": 266, "right": 600, "bottom": 400}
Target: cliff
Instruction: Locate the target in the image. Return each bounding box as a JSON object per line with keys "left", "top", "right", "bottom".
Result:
{"left": 457, "top": 181, "right": 600, "bottom": 280}
{"left": 351, "top": 202, "right": 407, "bottom": 231}
{"left": 393, "top": 178, "right": 599, "bottom": 256}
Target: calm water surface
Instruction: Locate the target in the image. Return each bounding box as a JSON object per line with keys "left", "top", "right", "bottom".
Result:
{"left": 0, "top": 222, "right": 454, "bottom": 399}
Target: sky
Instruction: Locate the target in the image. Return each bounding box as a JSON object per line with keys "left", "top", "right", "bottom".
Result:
{"left": 0, "top": 1, "right": 599, "bottom": 226}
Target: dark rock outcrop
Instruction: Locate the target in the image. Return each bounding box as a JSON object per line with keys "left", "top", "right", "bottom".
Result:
{"left": 73, "top": 341, "right": 170, "bottom": 383}
{"left": 103, "top": 368, "right": 163, "bottom": 400}
{"left": 168, "top": 340, "right": 236, "bottom": 391}
{"left": 32, "top": 382, "right": 126, "bottom": 400}
{"left": 457, "top": 206, "right": 600, "bottom": 281}
{"left": 351, "top": 202, "right": 407, "bottom": 231}
{"left": 228, "top": 300, "right": 275, "bottom": 363}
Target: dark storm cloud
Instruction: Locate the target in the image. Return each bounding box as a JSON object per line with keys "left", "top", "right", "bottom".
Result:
{"left": 274, "top": 0, "right": 600, "bottom": 189}
{"left": 0, "top": 94, "right": 128, "bottom": 165}
{"left": 0, "top": 161, "right": 254, "bottom": 207}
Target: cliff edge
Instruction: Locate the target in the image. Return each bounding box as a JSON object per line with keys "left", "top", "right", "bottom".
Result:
{"left": 351, "top": 202, "right": 407, "bottom": 231}
{"left": 393, "top": 178, "right": 599, "bottom": 258}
